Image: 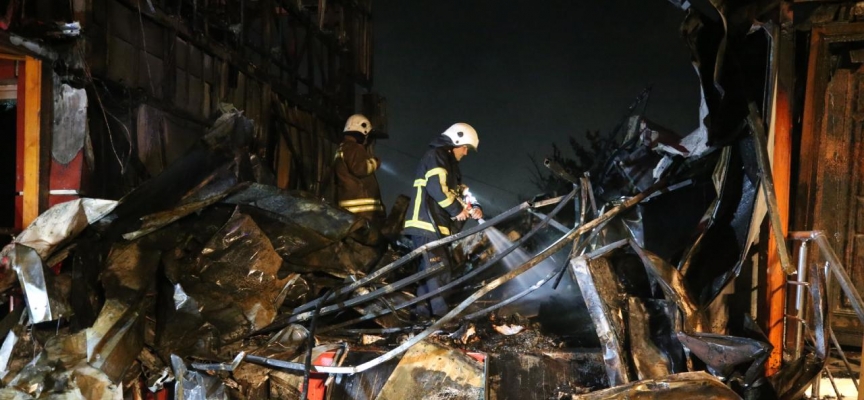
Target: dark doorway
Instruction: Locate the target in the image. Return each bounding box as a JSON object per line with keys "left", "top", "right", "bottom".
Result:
{"left": 0, "top": 100, "right": 15, "bottom": 247}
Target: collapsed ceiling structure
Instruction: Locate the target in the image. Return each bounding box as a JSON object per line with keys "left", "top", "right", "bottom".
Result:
{"left": 0, "top": 0, "right": 863, "bottom": 400}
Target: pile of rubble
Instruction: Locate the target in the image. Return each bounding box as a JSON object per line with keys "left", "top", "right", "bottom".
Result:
{"left": 0, "top": 101, "right": 831, "bottom": 400}
{"left": 0, "top": 3, "right": 841, "bottom": 393}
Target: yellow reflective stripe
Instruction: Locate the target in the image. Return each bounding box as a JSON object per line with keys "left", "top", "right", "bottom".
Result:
{"left": 404, "top": 219, "right": 450, "bottom": 235}
{"left": 339, "top": 198, "right": 382, "bottom": 207}
{"left": 366, "top": 158, "right": 377, "bottom": 174}
{"left": 423, "top": 167, "right": 457, "bottom": 207}
{"left": 425, "top": 168, "right": 447, "bottom": 180}
{"left": 411, "top": 186, "right": 423, "bottom": 221}
{"left": 414, "top": 179, "right": 426, "bottom": 187}
{"left": 438, "top": 196, "right": 456, "bottom": 208}
{"left": 345, "top": 205, "right": 384, "bottom": 213}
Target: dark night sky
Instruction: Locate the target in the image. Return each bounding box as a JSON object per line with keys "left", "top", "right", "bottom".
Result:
{"left": 372, "top": 1, "right": 700, "bottom": 213}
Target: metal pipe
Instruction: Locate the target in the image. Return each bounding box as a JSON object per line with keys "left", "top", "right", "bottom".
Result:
{"left": 527, "top": 209, "right": 569, "bottom": 234}
{"left": 794, "top": 240, "right": 809, "bottom": 359}
{"left": 317, "top": 188, "right": 579, "bottom": 333}
{"left": 462, "top": 265, "right": 560, "bottom": 321}
{"left": 250, "top": 180, "right": 667, "bottom": 375}
{"left": 829, "top": 327, "right": 859, "bottom": 387}
{"left": 810, "top": 371, "right": 821, "bottom": 400}
{"left": 824, "top": 365, "right": 842, "bottom": 399}
{"left": 462, "top": 219, "right": 612, "bottom": 321}
{"left": 286, "top": 263, "right": 448, "bottom": 324}
{"left": 279, "top": 200, "right": 538, "bottom": 317}
{"left": 747, "top": 103, "right": 794, "bottom": 274}
{"left": 811, "top": 232, "right": 864, "bottom": 324}
{"left": 341, "top": 326, "right": 424, "bottom": 335}
{"left": 532, "top": 195, "right": 567, "bottom": 209}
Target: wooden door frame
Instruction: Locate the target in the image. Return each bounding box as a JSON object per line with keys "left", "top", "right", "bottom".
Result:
{"left": 0, "top": 49, "right": 49, "bottom": 231}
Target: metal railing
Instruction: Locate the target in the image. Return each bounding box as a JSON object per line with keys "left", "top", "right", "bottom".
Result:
{"left": 788, "top": 231, "right": 864, "bottom": 399}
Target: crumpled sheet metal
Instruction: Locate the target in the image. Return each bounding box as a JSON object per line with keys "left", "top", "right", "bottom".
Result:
{"left": 122, "top": 161, "right": 248, "bottom": 241}
{"left": 0, "top": 357, "right": 122, "bottom": 399}
{"left": 767, "top": 354, "right": 824, "bottom": 400}
{"left": 10, "top": 244, "right": 71, "bottom": 324}
{"left": 376, "top": 340, "right": 483, "bottom": 400}
{"left": 676, "top": 146, "right": 730, "bottom": 276}
{"left": 7, "top": 353, "right": 52, "bottom": 398}
{"left": 570, "top": 252, "right": 631, "bottom": 386}
{"left": 85, "top": 299, "right": 145, "bottom": 383}
{"left": 286, "top": 238, "right": 381, "bottom": 278}
{"left": 52, "top": 83, "right": 88, "bottom": 165}
{"left": 237, "top": 205, "right": 332, "bottom": 259}
{"left": 157, "top": 210, "right": 297, "bottom": 355}
{"left": 224, "top": 183, "right": 363, "bottom": 242}
{"left": 676, "top": 332, "right": 771, "bottom": 386}
{"left": 807, "top": 261, "right": 829, "bottom": 359}
{"left": 570, "top": 371, "right": 742, "bottom": 400}
{"left": 629, "top": 243, "right": 704, "bottom": 332}
{"left": 678, "top": 142, "right": 759, "bottom": 306}
{"left": 44, "top": 331, "right": 86, "bottom": 369}
{"left": 194, "top": 210, "right": 293, "bottom": 332}
{"left": 122, "top": 190, "right": 236, "bottom": 241}
{"left": 625, "top": 297, "right": 671, "bottom": 380}
{"left": 171, "top": 355, "right": 228, "bottom": 400}
{"left": 0, "top": 325, "right": 35, "bottom": 385}
{"left": 139, "top": 347, "right": 172, "bottom": 392}
{"left": 100, "top": 241, "right": 161, "bottom": 303}
{"left": 10, "top": 198, "right": 118, "bottom": 260}
{"left": 155, "top": 283, "right": 219, "bottom": 359}
{"left": 0, "top": 329, "right": 20, "bottom": 380}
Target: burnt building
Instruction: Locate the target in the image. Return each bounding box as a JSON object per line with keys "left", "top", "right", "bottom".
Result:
{"left": 0, "top": 0, "right": 384, "bottom": 240}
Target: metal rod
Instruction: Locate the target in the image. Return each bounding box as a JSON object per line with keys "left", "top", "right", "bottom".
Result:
{"left": 810, "top": 371, "right": 821, "bottom": 400}
{"left": 824, "top": 365, "right": 842, "bottom": 399}
{"left": 462, "top": 265, "right": 560, "bottom": 320}
{"left": 747, "top": 103, "right": 795, "bottom": 274}
{"left": 250, "top": 180, "right": 667, "bottom": 375}
{"left": 795, "top": 240, "right": 809, "bottom": 359}
{"left": 829, "top": 326, "right": 859, "bottom": 387}
{"left": 532, "top": 195, "right": 567, "bottom": 209}
{"left": 527, "top": 209, "right": 569, "bottom": 234}
{"left": 287, "top": 263, "right": 448, "bottom": 324}
{"left": 265, "top": 200, "right": 537, "bottom": 327}
{"left": 316, "top": 188, "right": 579, "bottom": 333}
{"left": 786, "top": 281, "right": 810, "bottom": 287}
{"left": 812, "top": 232, "right": 864, "bottom": 324}
{"left": 340, "top": 326, "right": 424, "bottom": 335}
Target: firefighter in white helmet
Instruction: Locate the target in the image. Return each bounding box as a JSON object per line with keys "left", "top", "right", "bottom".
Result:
{"left": 333, "top": 114, "right": 385, "bottom": 224}
{"left": 403, "top": 122, "right": 483, "bottom": 317}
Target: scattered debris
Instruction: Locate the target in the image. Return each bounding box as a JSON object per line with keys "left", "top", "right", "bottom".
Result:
{"left": 0, "top": 3, "right": 853, "bottom": 399}
{"left": 492, "top": 324, "right": 524, "bottom": 336}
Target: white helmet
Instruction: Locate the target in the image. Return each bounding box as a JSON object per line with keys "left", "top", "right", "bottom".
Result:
{"left": 344, "top": 114, "right": 372, "bottom": 135}
{"left": 441, "top": 122, "right": 479, "bottom": 151}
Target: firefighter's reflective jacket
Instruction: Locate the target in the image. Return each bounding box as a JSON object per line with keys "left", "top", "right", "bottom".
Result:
{"left": 403, "top": 137, "right": 471, "bottom": 238}
{"left": 333, "top": 135, "right": 385, "bottom": 222}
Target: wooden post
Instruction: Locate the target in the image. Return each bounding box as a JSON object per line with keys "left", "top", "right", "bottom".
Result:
{"left": 765, "top": 4, "right": 794, "bottom": 376}
{"left": 20, "top": 56, "right": 42, "bottom": 228}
